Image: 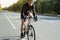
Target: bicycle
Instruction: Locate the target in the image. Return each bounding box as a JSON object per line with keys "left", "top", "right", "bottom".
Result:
{"left": 20, "top": 16, "right": 37, "bottom": 40}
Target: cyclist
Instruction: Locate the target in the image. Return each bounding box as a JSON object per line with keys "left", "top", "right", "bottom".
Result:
{"left": 21, "top": 0, "right": 37, "bottom": 38}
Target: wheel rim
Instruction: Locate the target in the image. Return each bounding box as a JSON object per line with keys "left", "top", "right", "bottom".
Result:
{"left": 28, "top": 26, "right": 35, "bottom": 40}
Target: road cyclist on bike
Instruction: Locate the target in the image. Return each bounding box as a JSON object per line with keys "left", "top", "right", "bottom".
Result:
{"left": 20, "top": 0, "right": 37, "bottom": 39}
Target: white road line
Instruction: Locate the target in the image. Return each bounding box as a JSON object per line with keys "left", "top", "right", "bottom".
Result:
{"left": 5, "top": 15, "right": 17, "bottom": 30}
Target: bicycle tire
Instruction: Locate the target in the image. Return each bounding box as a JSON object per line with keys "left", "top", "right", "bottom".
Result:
{"left": 27, "top": 25, "right": 36, "bottom": 40}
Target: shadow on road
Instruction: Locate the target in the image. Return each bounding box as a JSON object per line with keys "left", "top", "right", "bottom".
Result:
{"left": 0, "top": 36, "right": 21, "bottom": 40}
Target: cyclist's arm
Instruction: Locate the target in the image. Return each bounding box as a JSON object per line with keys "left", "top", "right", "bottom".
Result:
{"left": 21, "top": 5, "right": 25, "bottom": 19}
{"left": 33, "top": 5, "right": 36, "bottom": 18}
{"left": 33, "top": 5, "right": 38, "bottom": 21}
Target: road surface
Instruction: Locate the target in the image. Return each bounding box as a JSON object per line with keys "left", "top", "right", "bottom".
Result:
{"left": 0, "top": 11, "right": 60, "bottom": 40}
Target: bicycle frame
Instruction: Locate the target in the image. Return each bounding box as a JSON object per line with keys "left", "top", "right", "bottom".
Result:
{"left": 26, "top": 16, "right": 36, "bottom": 40}
{"left": 27, "top": 16, "right": 31, "bottom": 26}
{"left": 25, "top": 16, "right": 33, "bottom": 32}
{"left": 22, "top": 16, "right": 36, "bottom": 40}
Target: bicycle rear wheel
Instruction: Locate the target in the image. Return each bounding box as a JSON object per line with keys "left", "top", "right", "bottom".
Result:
{"left": 27, "top": 25, "right": 36, "bottom": 40}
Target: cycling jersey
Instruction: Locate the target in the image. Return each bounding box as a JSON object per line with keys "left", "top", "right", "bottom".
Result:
{"left": 21, "top": 3, "right": 36, "bottom": 19}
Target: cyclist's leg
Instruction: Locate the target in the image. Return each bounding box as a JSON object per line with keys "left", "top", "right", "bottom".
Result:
{"left": 21, "top": 18, "right": 26, "bottom": 38}
{"left": 21, "top": 19, "right": 27, "bottom": 30}
{"left": 28, "top": 12, "right": 33, "bottom": 22}
{"left": 21, "top": 19, "right": 25, "bottom": 31}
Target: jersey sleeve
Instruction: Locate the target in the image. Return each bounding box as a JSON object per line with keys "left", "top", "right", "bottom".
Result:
{"left": 21, "top": 5, "right": 25, "bottom": 19}
{"left": 32, "top": 5, "right": 36, "bottom": 18}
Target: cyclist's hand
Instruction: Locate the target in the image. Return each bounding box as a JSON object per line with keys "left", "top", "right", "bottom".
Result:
{"left": 34, "top": 16, "right": 38, "bottom": 22}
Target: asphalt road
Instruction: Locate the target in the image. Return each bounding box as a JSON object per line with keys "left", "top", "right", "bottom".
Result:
{"left": 0, "top": 11, "right": 60, "bottom": 40}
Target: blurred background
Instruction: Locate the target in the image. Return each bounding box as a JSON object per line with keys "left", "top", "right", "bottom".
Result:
{"left": 0, "top": 0, "right": 60, "bottom": 15}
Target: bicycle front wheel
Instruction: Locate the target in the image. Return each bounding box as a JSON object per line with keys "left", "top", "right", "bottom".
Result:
{"left": 27, "top": 25, "right": 36, "bottom": 40}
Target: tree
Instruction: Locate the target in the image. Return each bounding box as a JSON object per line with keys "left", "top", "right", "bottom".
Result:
{"left": 3, "top": 0, "right": 59, "bottom": 15}
{"left": 54, "top": 0, "right": 60, "bottom": 15}
{"left": 0, "top": 3, "right": 2, "bottom": 11}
